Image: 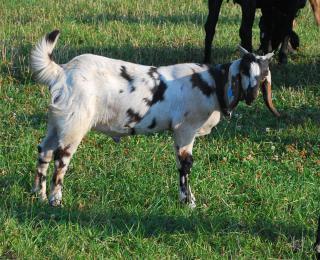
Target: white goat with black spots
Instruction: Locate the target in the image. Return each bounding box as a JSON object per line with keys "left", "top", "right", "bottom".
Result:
{"left": 31, "top": 30, "right": 279, "bottom": 208}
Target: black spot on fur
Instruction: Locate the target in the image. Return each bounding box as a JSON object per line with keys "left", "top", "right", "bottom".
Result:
{"left": 120, "top": 66, "right": 133, "bottom": 82}
{"left": 148, "top": 118, "right": 157, "bottom": 129}
{"left": 191, "top": 70, "right": 214, "bottom": 97}
{"left": 143, "top": 98, "right": 152, "bottom": 106}
{"left": 53, "top": 145, "right": 71, "bottom": 168}
{"left": 126, "top": 109, "right": 142, "bottom": 124}
{"left": 196, "top": 63, "right": 207, "bottom": 68}
{"left": 46, "top": 30, "right": 60, "bottom": 43}
{"left": 38, "top": 158, "right": 49, "bottom": 164}
{"left": 148, "top": 67, "right": 158, "bottom": 80}
{"left": 149, "top": 79, "right": 167, "bottom": 106}
{"left": 119, "top": 90, "right": 124, "bottom": 93}
{"left": 209, "top": 63, "right": 231, "bottom": 116}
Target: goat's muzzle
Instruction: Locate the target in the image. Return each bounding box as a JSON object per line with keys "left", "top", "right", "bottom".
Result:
{"left": 261, "top": 79, "right": 281, "bottom": 117}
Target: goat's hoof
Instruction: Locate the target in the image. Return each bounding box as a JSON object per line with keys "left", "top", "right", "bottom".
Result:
{"left": 31, "top": 188, "right": 47, "bottom": 202}
{"left": 179, "top": 187, "right": 196, "bottom": 209}
{"left": 49, "top": 198, "right": 62, "bottom": 207}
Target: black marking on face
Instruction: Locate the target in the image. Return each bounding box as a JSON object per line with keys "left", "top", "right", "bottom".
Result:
{"left": 126, "top": 109, "right": 142, "bottom": 124}
{"left": 120, "top": 66, "right": 133, "bottom": 82}
{"left": 258, "top": 59, "right": 269, "bottom": 78}
{"left": 148, "top": 118, "right": 157, "bottom": 129}
{"left": 191, "top": 70, "right": 213, "bottom": 97}
{"left": 149, "top": 79, "right": 167, "bottom": 106}
{"left": 240, "top": 53, "right": 257, "bottom": 77}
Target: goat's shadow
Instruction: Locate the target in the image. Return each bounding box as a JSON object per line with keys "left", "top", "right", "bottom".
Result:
{"left": 0, "top": 189, "right": 315, "bottom": 247}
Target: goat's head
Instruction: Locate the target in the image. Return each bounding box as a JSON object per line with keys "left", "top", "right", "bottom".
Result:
{"left": 224, "top": 46, "right": 280, "bottom": 117}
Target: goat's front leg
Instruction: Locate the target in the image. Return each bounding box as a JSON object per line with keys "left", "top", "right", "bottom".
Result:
{"left": 173, "top": 128, "right": 196, "bottom": 208}
{"left": 204, "top": 0, "right": 223, "bottom": 63}
{"left": 239, "top": 0, "right": 256, "bottom": 52}
{"left": 49, "top": 125, "right": 89, "bottom": 206}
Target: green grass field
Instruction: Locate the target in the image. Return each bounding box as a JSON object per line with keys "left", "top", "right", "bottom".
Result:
{"left": 1, "top": 0, "right": 320, "bottom": 258}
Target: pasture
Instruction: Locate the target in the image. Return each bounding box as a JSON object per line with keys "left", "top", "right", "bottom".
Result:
{"left": 1, "top": 0, "right": 320, "bottom": 258}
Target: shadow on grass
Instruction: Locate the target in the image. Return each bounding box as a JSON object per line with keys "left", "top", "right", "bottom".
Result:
{"left": 1, "top": 197, "right": 315, "bottom": 246}
{"left": 73, "top": 12, "right": 242, "bottom": 27}
{"left": 3, "top": 36, "right": 320, "bottom": 89}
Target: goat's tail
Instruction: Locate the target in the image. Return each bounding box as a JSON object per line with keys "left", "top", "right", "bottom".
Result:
{"left": 30, "top": 30, "right": 62, "bottom": 86}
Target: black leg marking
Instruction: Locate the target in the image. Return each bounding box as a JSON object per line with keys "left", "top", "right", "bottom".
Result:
{"left": 178, "top": 151, "right": 194, "bottom": 204}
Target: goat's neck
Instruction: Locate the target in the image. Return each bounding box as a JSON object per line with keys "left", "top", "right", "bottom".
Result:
{"left": 209, "top": 60, "right": 242, "bottom": 118}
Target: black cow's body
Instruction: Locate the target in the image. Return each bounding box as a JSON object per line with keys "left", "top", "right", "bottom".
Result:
{"left": 204, "top": 0, "right": 307, "bottom": 64}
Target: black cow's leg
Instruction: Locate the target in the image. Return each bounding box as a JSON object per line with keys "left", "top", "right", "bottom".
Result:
{"left": 204, "top": 0, "right": 223, "bottom": 63}
{"left": 239, "top": 0, "right": 256, "bottom": 52}
{"left": 259, "top": 6, "right": 273, "bottom": 54}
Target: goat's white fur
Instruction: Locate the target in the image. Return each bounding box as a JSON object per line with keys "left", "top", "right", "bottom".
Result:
{"left": 31, "top": 31, "right": 272, "bottom": 207}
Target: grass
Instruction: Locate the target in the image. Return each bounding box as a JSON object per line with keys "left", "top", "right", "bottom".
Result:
{"left": 1, "top": 0, "right": 320, "bottom": 258}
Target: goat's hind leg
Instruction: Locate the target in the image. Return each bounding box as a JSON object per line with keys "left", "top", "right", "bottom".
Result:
{"left": 32, "top": 126, "right": 58, "bottom": 201}
{"left": 49, "top": 121, "right": 91, "bottom": 207}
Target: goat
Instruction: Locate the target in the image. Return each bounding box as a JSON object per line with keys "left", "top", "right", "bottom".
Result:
{"left": 31, "top": 30, "right": 279, "bottom": 208}
{"left": 204, "top": 0, "right": 320, "bottom": 64}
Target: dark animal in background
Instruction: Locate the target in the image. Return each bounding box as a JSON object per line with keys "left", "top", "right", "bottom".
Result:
{"left": 204, "top": 0, "right": 320, "bottom": 64}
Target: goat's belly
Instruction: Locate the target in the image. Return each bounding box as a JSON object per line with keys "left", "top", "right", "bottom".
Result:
{"left": 196, "top": 111, "right": 221, "bottom": 136}
{"left": 93, "top": 124, "right": 132, "bottom": 136}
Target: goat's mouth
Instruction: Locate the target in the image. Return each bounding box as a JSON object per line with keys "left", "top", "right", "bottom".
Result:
{"left": 244, "top": 86, "right": 259, "bottom": 105}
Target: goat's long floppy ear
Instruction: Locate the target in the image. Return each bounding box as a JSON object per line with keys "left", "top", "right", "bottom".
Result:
{"left": 238, "top": 45, "right": 249, "bottom": 57}
{"left": 261, "top": 70, "right": 280, "bottom": 117}
{"left": 224, "top": 62, "right": 242, "bottom": 110}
